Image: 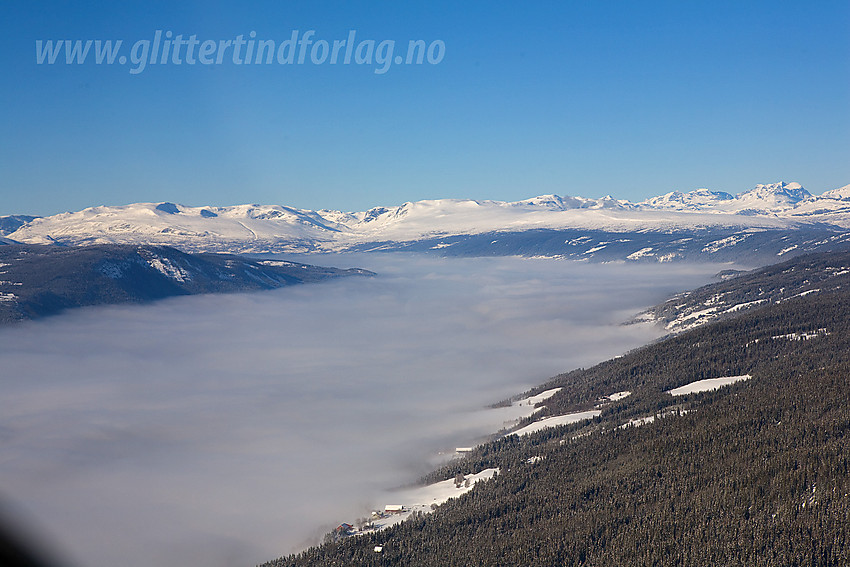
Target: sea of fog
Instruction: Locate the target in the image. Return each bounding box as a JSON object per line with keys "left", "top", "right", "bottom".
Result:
{"left": 0, "top": 254, "right": 731, "bottom": 567}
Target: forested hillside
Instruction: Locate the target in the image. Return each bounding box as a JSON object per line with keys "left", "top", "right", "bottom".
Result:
{"left": 0, "top": 244, "right": 371, "bottom": 323}
{"left": 633, "top": 248, "right": 850, "bottom": 332}
{"left": 264, "top": 253, "right": 850, "bottom": 567}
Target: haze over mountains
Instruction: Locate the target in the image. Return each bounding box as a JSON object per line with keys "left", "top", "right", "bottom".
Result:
{"left": 4, "top": 182, "right": 850, "bottom": 263}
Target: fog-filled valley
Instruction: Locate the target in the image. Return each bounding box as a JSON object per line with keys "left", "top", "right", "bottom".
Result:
{"left": 0, "top": 254, "right": 732, "bottom": 567}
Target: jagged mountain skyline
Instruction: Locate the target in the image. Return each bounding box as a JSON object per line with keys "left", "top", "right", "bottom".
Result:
{"left": 4, "top": 181, "right": 850, "bottom": 258}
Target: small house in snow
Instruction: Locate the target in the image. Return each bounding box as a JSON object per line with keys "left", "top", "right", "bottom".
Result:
{"left": 384, "top": 504, "right": 404, "bottom": 514}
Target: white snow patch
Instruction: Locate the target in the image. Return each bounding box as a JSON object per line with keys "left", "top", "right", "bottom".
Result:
{"left": 792, "top": 289, "right": 819, "bottom": 298}
{"left": 702, "top": 233, "right": 751, "bottom": 253}
{"left": 724, "top": 299, "right": 769, "bottom": 313}
{"left": 509, "top": 410, "right": 601, "bottom": 436}
{"left": 597, "top": 391, "right": 632, "bottom": 407}
{"left": 513, "top": 388, "right": 562, "bottom": 408}
{"left": 366, "top": 468, "right": 499, "bottom": 531}
{"left": 703, "top": 292, "right": 729, "bottom": 306}
{"left": 666, "top": 375, "right": 751, "bottom": 396}
{"left": 627, "top": 247, "right": 654, "bottom": 260}
{"left": 147, "top": 256, "right": 192, "bottom": 282}
{"left": 772, "top": 329, "right": 828, "bottom": 341}
{"left": 664, "top": 306, "right": 720, "bottom": 330}
{"left": 619, "top": 415, "right": 656, "bottom": 429}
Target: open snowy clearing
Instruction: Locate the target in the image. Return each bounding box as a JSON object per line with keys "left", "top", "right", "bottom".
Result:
{"left": 619, "top": 415, "right": 656, "bottom": 429}
{"left": 514, "top": 387, "right": 562, "bottom": 408}
{"left": 666, "top": 375, "right": 751, "bottom": 396}
{"left": 509, "top": 410, "right": 602, "bottom": 436}
{"left": 364, "top": 469, "right": 500, "bottom": 532}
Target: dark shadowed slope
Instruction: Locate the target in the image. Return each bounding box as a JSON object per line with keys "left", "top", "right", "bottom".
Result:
{"left": 0, "top": 215, "right": 39, "bottom": 236}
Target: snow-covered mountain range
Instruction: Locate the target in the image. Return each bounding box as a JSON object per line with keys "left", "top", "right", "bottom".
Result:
{"left": 5, "top": 182, "right": 850, "bottom": 263}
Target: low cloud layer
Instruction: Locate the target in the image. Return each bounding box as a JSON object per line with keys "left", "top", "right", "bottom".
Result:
{"left": 0, "top": 255, "right": 727, "bottom": 567}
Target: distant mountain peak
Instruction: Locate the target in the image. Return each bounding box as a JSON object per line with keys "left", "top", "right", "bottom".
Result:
{"left": 513, "top": 195, "right": 568, "bottom": 210}
{"left": 639, "top": 188, "right": 734, "bottom": 211}
{"left": 821, "top": 183, "right": 850, "bottom": 201}
{"left": 689, "top": 188, "right": 734, "bottom": 200}
{"left": 736, "top": 182, "right": 811, "bottom": 205}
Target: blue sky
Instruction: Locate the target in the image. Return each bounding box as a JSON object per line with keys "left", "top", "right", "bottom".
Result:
{"left": 2, "top": 1, "right": 848, "bottom": 216}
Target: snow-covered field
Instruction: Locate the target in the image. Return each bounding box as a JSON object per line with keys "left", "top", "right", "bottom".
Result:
{"left": 0, "top": 255, "right": 725, "bottom": 567}
{"left": 666, "top": 375, "right": 752, "bottom": 396}
{"left": 509, "top": 410, "right": 602, "bottom": 436}
{"left": 619, "top": 415, "right": 657, "bottom": 429}
{"left": 364, "top": 468, "right": 500, "bottom": 533}
{"left": 606, "top": 390, "right": 631, "bottom": 402}
{"left": 514, "top": 387, "right": 562, "bottom": 408}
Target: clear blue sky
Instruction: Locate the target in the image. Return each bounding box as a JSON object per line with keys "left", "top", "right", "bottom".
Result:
{"left": 2, "top": 1, "right": 848, "bottom": 216}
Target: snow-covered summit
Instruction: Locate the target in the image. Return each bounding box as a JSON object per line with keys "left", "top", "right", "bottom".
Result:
{"left": 734, "top": 182, "right": 813, "bottom": 211}
{"left": 640, "top": 189, "right": 734, "bottom": 211}
{"left": 508, "top": 194, "right": 633, "bottom": 211}
{"left": 639, "top": 182, "right": 816, "bottom": 215}
{"left": 821, "top": 184, "right": 850, "bottom": 201}
{"left": 511, "top": 194, "right": 569, "bottom": 210}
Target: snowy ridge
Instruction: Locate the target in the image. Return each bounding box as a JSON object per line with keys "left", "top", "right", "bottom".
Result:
{"left": 6, "top": 182, "right": 850, "bottom": 256}
{"left": 821, "top": 183, "right": 850, "bottom": 201}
